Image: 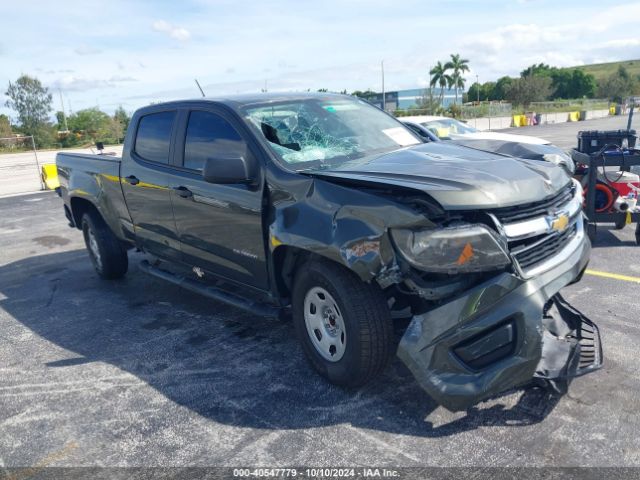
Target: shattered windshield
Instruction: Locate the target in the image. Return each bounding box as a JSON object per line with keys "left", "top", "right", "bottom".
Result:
{"left": 243, "top": 97, "right": 420, "bottom": 171}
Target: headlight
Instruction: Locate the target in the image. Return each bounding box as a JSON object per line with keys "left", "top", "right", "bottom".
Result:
{"left": 543, "top": 152, "right": 575, "bottom": 174}
{"left": 391, "top": 224, "right": 511, "bottom": 274}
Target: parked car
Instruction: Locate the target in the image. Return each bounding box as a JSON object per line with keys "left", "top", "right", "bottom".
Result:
{"left": 56, "top": 93, "right": 600, "bottom": 411}
{"left": 401, "top": 115, "right": 575, "bottom": 173}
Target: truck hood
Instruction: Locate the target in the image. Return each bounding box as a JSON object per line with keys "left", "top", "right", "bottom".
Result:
{"left": 310, "top": 142, "right": 570, "bottom": 210}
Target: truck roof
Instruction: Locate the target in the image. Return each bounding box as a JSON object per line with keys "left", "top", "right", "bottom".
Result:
{"left": 138, "top": 92, "right": 352, "bottom": 112}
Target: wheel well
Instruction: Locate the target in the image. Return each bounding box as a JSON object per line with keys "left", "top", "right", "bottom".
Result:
{"left": 69, "top": 197, "right": 100, "bottom": 229}
{"left": 272, "top": 246, "right": 314, "bottom": 299}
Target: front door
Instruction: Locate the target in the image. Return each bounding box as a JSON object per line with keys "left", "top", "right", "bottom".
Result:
{"left": 169, "top": 108, "right": 269, "bottom": 289}
{"left": 120, "top": 108, "right": 181, "bottom": 261}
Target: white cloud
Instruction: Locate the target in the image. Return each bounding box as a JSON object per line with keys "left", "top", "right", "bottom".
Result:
{"left": 74, "top": 45, "right": 102, "bottom": 55}
{"left": 51, "top": 75, "right": 138, "bottom": 92}
{"left": 3, "top": 0, "right": 640, "bottom": 117}
{"left": 601, "top": 38, "right": 640, "bottom": 49}
{"left": 152, "top": 20, "right": 191, "bottom": 41}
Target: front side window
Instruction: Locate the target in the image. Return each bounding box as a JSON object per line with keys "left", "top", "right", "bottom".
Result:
{"left": 183, "top": 111, "right": 245, "bottom": 171}
{"left": 134, "top": 111, "right": 176, "bottom": 163}
{"left": 242, "top": 97, "right": 420, "bottom": 171}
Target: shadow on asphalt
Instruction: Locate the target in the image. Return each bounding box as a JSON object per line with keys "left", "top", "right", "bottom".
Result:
{"left": 590, "top": 224, "right": 638, "bottom": 248}
{"left": 0, "top": 249, "right": 563, "bottom": 437}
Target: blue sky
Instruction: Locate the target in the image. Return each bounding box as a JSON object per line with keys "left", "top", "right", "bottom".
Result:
{"left": 1, "top": 0, "right": 639, "bottom": 119}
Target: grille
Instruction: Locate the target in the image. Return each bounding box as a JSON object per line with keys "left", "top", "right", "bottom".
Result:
{"left": 512, "top": 223, "right": 578, "bottom": 270}
{"left": 491, "top": 183, "right": 574, "bottom": 224}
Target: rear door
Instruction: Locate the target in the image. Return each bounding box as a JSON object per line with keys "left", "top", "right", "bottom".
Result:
{"left": 120, "top": 108, "right": 181, "bottom": 261}
{"left": 168, "top": 106, "right": 269, "bottom": 289}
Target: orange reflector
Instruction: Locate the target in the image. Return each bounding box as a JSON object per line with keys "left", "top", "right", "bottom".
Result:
{"left": 457, "top": 242, "right": 474, "bottom": 265}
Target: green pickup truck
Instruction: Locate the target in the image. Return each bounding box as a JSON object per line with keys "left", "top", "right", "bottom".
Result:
{"left": 56, "top": 93, "right": 601, "bottom": 411}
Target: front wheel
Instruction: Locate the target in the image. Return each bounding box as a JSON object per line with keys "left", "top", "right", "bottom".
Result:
{"left": 292, "top": 260, "right": 393, "bottom": 388}
{"left": 81, "top": 211, "right": 128, "bottom": 279}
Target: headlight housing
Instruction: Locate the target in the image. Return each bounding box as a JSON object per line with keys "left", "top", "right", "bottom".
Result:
{"left": 391, "top": 224, "right": 511, "bottom": 274}
{"left": 543, "top": 152, "right": 575, "bottom": 174}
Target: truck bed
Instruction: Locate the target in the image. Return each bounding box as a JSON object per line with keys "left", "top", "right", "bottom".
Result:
{"left": 56, "top": 152, "right": 131, "bottom": 240}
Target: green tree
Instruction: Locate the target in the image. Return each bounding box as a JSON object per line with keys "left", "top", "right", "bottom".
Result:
{"left": 548, "top": 69, "right": 596, "bottom": 99}
{"left": 467, "top": 82, "right": 482, "bottom": 103}
{"left": 550, "top": 69, "right": 572, "bottom": 98}
{"left": 105, "top": 118, "right": 124, "bottom": 144}
{"left": 350, "top": 89, "right": 376, "bottom": 99}
{"left": 568, "top": 70, "right": 596, "bottom": 98}
{"left": 68, "top": 107, "right": 122, "bottom": 144}
{"left": 494, "top": 76, "right": 513, "bottom": 101}
{"left": 505, "top": 75, "right": 552, "bottom": 107}
{"left": 481, "top": 81, "right": 497, "bottom": 101}
{"left": 444, "top": 54, "right": 470, "bottom": 104}
{"left": 55, "top": 111, "right": 69, "bottom": 131}
{"left": 618, "top": 65, "right": 630, "bottom": 81}
{"left": 597, "top": 67, "right": 638, "bottom": 103}
{"left": 430, "top": 61, "right": 452, "bottom": 107}
{"left": 0, "top": 114, "right": 11, "bottom": 138}
{"left": 4, "top": 75, "right": 53, "bottom": 146}
{"left": 113, "top": 106, "right": 130, "bottom": 135}
{"left": 520, "top": 63, "right": 554, "bottom": 78}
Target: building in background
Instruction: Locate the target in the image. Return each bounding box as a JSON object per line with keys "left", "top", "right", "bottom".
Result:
{"left": 366, "top": 87, "right": 460, "bottom": 112}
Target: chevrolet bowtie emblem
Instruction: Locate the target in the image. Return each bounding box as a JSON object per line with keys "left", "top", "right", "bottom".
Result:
{"left": 550, "top": 214, "right": 569, "bottom": 232}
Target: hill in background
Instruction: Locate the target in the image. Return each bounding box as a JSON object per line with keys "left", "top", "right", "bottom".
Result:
{"left": 573, "top": 59, "right": 640, "bottom": 80}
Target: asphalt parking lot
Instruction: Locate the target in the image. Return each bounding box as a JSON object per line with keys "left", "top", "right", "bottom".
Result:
{"left": 502, "top": 114, "right": 638, "bottom": 150}
{"left": 1, "top": 120, "right": 640, "bottom": 469}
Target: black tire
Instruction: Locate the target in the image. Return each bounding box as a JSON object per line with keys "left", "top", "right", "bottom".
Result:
{"left": 636, "top": 222, "right": 640, "bottom": 246}
{"left": 292, "top": 259, "right": 393, "bottom": 388}
{"left": 587, "top": 222, "right": 597, "bottom": 242}
{"left": 614, "top": 213, "right": 626, "bottom": 230}
{"left": 81, "top": 211, "right": 128, "bottom": 279}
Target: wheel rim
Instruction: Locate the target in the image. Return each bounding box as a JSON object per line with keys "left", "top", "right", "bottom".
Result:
{"left": 86, "top": 226, "right": 102, "bottom": 271}
{"left": 303, "top": 286, "right": 346, "bottom": 362}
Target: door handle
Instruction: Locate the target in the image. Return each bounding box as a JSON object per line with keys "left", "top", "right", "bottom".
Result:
{"left": 124, "top": 175, "right": 140, "bottom": 185}
{"left": 173, "top": 186, "right": 193, "bottom": 198}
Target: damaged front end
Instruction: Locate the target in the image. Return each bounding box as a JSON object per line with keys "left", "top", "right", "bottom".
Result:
{"left": 268, "top": 152, "right": 601, "bottom": 411}
{"left": 397, "top": 229, "right": 602, "bottom": 411}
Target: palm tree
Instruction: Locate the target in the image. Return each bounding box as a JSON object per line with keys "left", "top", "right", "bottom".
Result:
{"left": 445, "top": 54, "right": 470, "bottom": 104}
{"left": 429, "top": 62, "right": 452, "bottom": 107}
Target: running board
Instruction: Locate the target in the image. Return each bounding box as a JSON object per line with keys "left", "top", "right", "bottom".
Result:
{"left": 139, "top": 260, "right": 280, "bottom": 318}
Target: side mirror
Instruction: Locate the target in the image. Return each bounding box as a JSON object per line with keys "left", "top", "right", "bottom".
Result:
{"left": 202, "top": 155, "right": 255, "bottom": 185}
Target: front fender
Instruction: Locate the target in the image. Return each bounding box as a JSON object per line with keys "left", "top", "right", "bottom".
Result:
{"left": 268, "top": 176, "right": 432, "bottom": 282}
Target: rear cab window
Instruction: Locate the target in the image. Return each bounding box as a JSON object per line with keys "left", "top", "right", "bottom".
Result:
{"left": 134, "top": 111, "right": 176, "bottom": 163}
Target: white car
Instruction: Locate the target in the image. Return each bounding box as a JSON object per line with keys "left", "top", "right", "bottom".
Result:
{"left": 401, "top": 115, "right": 548, "bottom": 144}
{"left": 400, "top": 115, "right": 574, "bottom": 173}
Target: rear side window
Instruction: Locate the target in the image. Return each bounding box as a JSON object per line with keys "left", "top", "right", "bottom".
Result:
{"left": 184, "top": 111, "right": 244, "bottom": 171}
{"left": 134, "top": 111, "right": 176, "bottom": 163}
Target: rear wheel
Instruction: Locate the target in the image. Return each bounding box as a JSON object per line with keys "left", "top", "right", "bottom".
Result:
{"left": 292, "top": 259, "right": 393, "bottom": 388}
{"left": 81, "top": 211, "right": 128, "bottom": 279}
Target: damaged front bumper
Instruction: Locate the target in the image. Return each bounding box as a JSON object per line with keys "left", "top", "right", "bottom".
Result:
{"left": 397, "top": 226, "right": 602, "bottom": 411}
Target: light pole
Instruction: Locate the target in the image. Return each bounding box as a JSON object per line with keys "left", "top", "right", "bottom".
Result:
{"left": 381, "top": 60, "right": 386, "bottom": 111}
{"left": 476, "top": 74, "right": 479, "bottom": 103}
